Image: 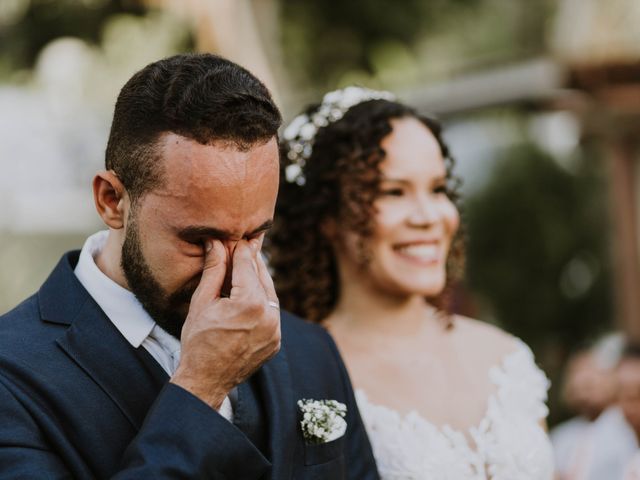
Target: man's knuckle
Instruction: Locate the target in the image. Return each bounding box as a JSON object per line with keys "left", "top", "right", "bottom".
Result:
{"left": 271, "top": 339, "right": 281, "bottom": 356}
{"left": 244, "top": 300, "right": 263, "bottom": 316}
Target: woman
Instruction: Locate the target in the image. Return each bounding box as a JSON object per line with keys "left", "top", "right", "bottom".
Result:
{"left": 268, "top": 86, "right": 554, "bottom": 479}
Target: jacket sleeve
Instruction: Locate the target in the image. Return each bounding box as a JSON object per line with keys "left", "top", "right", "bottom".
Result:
{"left": 0, "top": 378, "right": 72, "bottom": 478}
{"left": 323, "top": 332, "right": 380, "bottom": 480}
{"left": 0, "top": 378, "right": 270, "bottom": 479}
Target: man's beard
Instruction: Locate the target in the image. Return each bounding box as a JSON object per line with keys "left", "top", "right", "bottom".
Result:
{"left": 120, "top": 214, "right": 198, "bottom": 339}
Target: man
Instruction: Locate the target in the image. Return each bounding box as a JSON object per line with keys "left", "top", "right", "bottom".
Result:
{"left": 619, "top": 346, "right": 640, "bottom": 479}
{"left": 551, "top": 347, "right": 618, "bottom": 478}
{"left": 0, "top": 53, "right": 378, "bottom": 479}
{"left": 552, "top": 336, "right": 637, "bottom": 480}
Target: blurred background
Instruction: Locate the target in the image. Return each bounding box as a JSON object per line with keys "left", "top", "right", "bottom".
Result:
{"left": 1, "top": 0, "right": 640, "bottom": 432}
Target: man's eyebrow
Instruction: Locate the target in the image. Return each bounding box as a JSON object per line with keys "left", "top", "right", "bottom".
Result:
{"left": 176, "top": 220, "right": 274, "bottom": 240}
{"left": 248, "top": 220, "right": 274, "bottom": 235}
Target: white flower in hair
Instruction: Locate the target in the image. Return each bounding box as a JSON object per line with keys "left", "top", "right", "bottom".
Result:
{"left": 323, "top": 90, "right": 343, "bottom": 105}
{"left": 283, "top": 86, "right": 396, "bottom": 185}
{"left": 338, "top": 86, "right": 369, "bottom": 108}
{"left": 283, "top": 114, "right": 309, "bottom": 141}
{"left": 285, "top": 163, "right": 304, "bottom": 185}
{"left": 299, "top": 123, "right": 317, "bottom": 141}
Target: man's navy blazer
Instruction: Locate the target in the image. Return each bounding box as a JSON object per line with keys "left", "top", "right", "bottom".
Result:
{"left": 0, "top": 251, "right": 379, "bottom": 479}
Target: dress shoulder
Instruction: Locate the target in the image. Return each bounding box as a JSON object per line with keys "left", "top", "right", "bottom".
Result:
{"left": 356, "top": 333, "right": 555, "bottom": 479}
{"left": 454, "top": 315, "right": 519, "bottom": 352}
{"left": 354, "top": 314, "right": 554, "bottom": 479}
{"left": 456, "top": 316, "right": 550, "bottom": 410}
{"left": 488, "top": 338, "right": 550, "bottom": 422}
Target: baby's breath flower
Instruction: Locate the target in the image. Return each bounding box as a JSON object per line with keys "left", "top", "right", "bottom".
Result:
{"left": 298, "top": 398, "right": 348, "bottom": 444}
{"left": 283, "top": 87, "right": 396, "bottom": 185}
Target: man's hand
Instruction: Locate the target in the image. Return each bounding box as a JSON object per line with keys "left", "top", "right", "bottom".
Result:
{"left": 170, "top": 238, "right": 281, "bottom": 410}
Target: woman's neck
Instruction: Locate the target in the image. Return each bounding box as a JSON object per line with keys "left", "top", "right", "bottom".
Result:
{"left": 324, "top": 277, "right": 436, "bottom": 338}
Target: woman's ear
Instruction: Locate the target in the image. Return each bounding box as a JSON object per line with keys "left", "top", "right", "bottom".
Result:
{"left": 93, "top": 170, "right": 128, "bottom": 229}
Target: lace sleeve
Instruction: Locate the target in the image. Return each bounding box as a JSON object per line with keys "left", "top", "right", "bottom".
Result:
{"left": 489, "top": 339, "right": 550, "bottom": 422}
{"left": 355, "top": 337, "right": 554, "bottom": 479}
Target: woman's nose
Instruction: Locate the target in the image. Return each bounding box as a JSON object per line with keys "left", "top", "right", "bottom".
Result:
{"left": 408, "top": 194, "right": 438, "bottom": 227}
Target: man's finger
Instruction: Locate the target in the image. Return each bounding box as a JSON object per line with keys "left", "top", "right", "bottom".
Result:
{"left": 256, "top": 250, "right": 278, "bottom": 305}
{"left": 191, "top": 239, "right": 227, "bottom": 305}
{"left": 229, "top": 240, "right": 263, "bottom": 300}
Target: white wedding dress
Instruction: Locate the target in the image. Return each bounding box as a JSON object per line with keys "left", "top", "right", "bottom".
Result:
{"left": 356, "top": 340, "right": 554, "bottom": 480}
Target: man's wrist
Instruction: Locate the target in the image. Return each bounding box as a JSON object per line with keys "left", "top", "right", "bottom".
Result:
{"left": 170, "top": 370, "right": 228, "bottom": 410}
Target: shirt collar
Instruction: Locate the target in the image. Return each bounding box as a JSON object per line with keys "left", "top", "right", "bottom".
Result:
{"left": 74, "top": 230, "right": 155, "bottom": 348}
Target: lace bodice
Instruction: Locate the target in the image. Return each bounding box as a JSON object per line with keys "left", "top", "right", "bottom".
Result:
{"left": 356, "top": 340, "right": 554, "bottom": 480}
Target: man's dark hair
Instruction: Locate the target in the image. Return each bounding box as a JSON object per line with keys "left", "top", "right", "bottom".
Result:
{"left": 623, "top": 342, "right": 640, "bottom": 359}
{"left": 105, "top": 53, "right": 282, "bottom": 201}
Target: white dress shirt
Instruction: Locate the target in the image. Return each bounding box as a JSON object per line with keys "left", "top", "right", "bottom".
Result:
{"left": 550, "top": 416, "right": 591, "bottom": 475}
{"left": 625, "top": 452, "right": 640, "bottom": 480}
{"left": 553, "top": 406, "right": 638, "bottom": 480}
{"left": 74, "top": 231, "right": 233, "bottom": 421}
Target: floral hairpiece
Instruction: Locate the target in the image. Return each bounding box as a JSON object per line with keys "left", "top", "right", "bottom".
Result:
{"left": 282, "top": 86, "right": 396, "bottom": 185}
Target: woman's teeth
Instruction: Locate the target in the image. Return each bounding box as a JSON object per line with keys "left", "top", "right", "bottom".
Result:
{"left": 396, "top": 244, "right": 439, "bottom": 261}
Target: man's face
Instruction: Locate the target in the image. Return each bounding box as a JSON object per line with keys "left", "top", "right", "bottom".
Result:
{"left": 563, "top": 352, "right": 617, "bottom": 420}
{"left": 120, "top": 133, "right": 279, "bottom": 338}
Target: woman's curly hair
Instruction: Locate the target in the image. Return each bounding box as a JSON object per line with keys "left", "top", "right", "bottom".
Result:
{"left": 267, "top": 98, "right": 464, "bottom": 323}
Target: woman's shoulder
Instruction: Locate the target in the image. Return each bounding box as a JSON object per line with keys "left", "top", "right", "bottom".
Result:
{"left": 453, "top": 315, "right": 550, "bottom": 411}
{"left": 451, "top": 314, "right": 521, "bottom": 360}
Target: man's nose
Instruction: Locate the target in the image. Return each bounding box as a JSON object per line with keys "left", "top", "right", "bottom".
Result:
{"left": 219, "top": 240, "right": 240, "bottom": 298}
{"left": 223, "top": 240, "right": 240, "bottom": 259}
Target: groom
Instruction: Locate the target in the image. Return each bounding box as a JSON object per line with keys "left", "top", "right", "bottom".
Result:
{"left": 0, "top": 54, "right": 378, "bottom": 479}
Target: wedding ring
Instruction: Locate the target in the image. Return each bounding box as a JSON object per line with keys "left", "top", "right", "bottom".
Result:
{"left": 268, "top": 300, "right": 280, "bottom": 310}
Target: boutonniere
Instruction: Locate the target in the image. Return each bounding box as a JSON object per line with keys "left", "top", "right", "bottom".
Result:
{"left": 297, "top": 398, "right": 347, "bottom": 444}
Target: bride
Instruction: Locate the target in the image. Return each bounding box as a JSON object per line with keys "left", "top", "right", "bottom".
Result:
{"left": 268, "top": 86, "right": 554, "bottom": 479}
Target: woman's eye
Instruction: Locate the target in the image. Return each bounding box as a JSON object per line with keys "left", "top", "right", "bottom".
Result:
{"left": 433, "top": 185, "right": 449, "bottom": 195}
{"left": 381, "top": 188, "right": 404, "bottom": 197}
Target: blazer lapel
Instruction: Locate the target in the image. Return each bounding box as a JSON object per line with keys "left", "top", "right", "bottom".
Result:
{"left": 233, "top": 381, "right": 267, "bottom": 453}
{"left": 40, "top": 252, "right": 166, "bottom": 430}
{"left": 56, "top": 298, "right": 166, "bottom": 430}
{"left": 257, "top": 345, "right": 297, "bottom": 480}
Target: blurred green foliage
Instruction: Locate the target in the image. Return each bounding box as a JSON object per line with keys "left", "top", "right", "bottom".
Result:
{"left": 279, "top": 0, "right": 555, "bottom": 89}
{"left": 464, "top": 139, "right": 614, "bottom": 423}
{"left": 0, "top": 0, "right": 146, "bottom": 78}
{"left": 280, "top": 0, "right": 476, "bottom": 88}
{"left": 465, "top": 142, "right": 612, "bottom": 347}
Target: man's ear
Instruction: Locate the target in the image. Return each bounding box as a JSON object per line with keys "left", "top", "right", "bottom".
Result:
{"left": 93, "top": 170, "right": 128, "bottom": 229}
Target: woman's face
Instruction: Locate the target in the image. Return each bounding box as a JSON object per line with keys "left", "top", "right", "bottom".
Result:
{"left": 338, "top": 116, "right": 460, "bottom": 298}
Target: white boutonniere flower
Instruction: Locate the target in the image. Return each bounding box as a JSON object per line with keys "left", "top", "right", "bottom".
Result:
{"left": 298, "top": 398, "right": 347, "bottom": 444}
